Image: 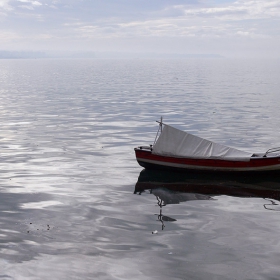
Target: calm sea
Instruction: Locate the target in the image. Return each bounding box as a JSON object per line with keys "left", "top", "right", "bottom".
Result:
{"left": 0, "top": 58, "right": 280, "bottom": 279}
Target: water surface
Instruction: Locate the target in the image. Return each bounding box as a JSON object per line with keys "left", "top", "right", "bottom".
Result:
{"left": 0, "top": 58, "right": 280, "bottom": 279}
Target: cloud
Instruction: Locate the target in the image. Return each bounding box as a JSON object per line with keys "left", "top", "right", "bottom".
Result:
{"left": 180, "top": 0, "right": 280, "bottom": 20}
{"left": 236, "top": 30, "right": 250, "bottom": 36}
{"left": 73, "top": 15, "right": 272, "bottom": 41}
{"left": 0, "top": 0, "right": 12, "bottom": 10}
{"left": 17, "top": 0, "right": 42, "bottom": 10}
{"left": 0, "top": 29, "right": 19, "bottom": 40}
{"left": 18, "top": 0, "right": 42, "bottom": 5}
{"left": 0, "top": 0, "right": 279, "bottom": 57}
{"left": 65, "top": 0, "right": 280, "bottom": 42}
{"left": 1, "top": 0, "right": 49, "bottom": 11}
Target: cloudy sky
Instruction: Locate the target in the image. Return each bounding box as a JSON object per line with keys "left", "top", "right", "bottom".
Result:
{"left": 0, "top": 0, "right": 280, "bottom": 57}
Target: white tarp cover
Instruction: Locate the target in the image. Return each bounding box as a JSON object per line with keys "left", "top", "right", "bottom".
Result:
{"left": 152, "top": 125, "right": 253, "bottom": 161}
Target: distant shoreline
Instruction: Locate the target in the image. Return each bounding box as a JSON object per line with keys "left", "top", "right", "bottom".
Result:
{"left": 0, "top": 51, "right": 223, "bottom": 59}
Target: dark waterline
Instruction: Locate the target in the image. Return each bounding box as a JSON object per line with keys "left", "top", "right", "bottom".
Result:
{"left": 0, "top": 58, "right": 280, "bottom": 279}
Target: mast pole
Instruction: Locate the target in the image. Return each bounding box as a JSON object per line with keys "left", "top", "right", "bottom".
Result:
{"left": 153, "top": 117, "right": 163, "bottom": 146}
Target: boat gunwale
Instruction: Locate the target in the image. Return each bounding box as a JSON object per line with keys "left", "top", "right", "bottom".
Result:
{"left": 134, "top": 148, "right": 280, "bottom": 172}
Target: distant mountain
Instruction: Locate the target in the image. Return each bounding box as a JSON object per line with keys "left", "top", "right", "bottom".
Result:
{"left": 0, "top": 51, "right": 222, "bottom": 59}
{"left": 0, "top": 51, "right": 47, "bottom": 59}
{"left": 0, "top": 51, "right": 98, "bottom": 59}
{"left": 93, "top": 52, "right": 223, "bottom": 59}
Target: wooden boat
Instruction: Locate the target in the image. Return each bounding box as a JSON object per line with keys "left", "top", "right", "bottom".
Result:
{"left": 134, "top": 120, "right": 280, "bottom": 173}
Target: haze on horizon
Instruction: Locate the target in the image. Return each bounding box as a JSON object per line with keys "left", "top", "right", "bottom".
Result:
{"left": 0, "top": 0, "right": 280, "bottom": 58}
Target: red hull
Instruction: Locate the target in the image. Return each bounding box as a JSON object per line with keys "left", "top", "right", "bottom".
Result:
{"left": 135, "top": 148, "right": 280, "bottom": 172}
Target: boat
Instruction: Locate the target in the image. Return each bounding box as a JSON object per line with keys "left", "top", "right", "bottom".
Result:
{"left": 134, "top": 119, "right": 280, "bottom": 173}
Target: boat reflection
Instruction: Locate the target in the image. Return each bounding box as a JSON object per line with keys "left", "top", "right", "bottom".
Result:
{"left": 134, "top": 169, "right": 280, "bottom": 229}
{"left": 151, "top": 188, "right": 212, "bottom": 230}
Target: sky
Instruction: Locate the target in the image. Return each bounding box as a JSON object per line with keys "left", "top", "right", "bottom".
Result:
{"left": 0, "top": 0, "right": 280, "bottom": 58}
